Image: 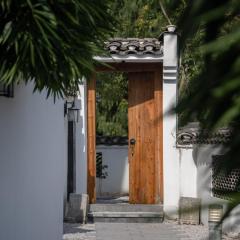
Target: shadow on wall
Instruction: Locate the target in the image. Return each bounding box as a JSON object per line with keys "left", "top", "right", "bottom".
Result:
{"left": 192, "top": 144, "right": 240, "bottom": 233}
{"left": 72, "top": 83, "right": 88, "bottom": 195}
{"left": 0, "top": 82, "right": 65, "bottom": 240}
{"left": 65, "top": 94, "right": 86, "bottom": 207}
{"left": 192, "top": 144, "right": 226, "bottom": 204}
{"left": 75, "top": 99, "right": 87, "bottom": 193}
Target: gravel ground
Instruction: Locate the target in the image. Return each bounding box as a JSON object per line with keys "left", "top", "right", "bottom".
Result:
{"left": 163, "top": 220, "right": 209, "bottom": 240}
{"left": 63, "top": 221, "right": 240, "bottom": 240}
{"left": 63, "top": 223, "right": 96, "bottom": 240}
{"left": 164, "top": 220, "right": 240, "bottom": 240}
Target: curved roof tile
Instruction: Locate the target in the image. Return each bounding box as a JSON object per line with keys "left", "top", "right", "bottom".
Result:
{"left": 105, "top": 38, "right": 163, "bottom": 56}
{"left": 177, "top": 122, "right": 232, "bottom": 146}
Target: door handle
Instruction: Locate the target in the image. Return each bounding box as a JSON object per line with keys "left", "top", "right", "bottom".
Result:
{"left": 129, "top": 138, "right": 136, "bottom": 157}
{"left": 130, "top": 138, "right": 136, "bottom": 145}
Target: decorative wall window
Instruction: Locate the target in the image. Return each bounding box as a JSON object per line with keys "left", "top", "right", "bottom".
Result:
{"left": 0, "top": 83, "right": 14, "bottom": 97}
{"left": 212, "top": 155, "right": 240, "bottom": 200}
{"left": 96, "top": 152, "right": 108, "bottom": 179}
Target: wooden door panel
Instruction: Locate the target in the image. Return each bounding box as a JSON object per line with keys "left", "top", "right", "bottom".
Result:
{"left": 87, "top": 64, "right": 163, "bottom": 205}
{"left": 128, "top": 72, "right": 156, "bottom": 204}
{"left": 154, "top": 70, "right": 163, "bottom": 203}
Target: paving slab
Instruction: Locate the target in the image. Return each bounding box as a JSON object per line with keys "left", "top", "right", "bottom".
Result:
{"left": 63, "top": 223, "right": 96, "bottom": 240}
{"left": 63, "top": 221, "right": 238, "bottom": 240}
{"left": 95, "top": 222, "right": 191, "bottom": 240}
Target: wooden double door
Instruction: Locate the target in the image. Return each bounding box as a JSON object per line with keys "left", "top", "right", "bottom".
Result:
{"left": 87, "top": 63, "right": 163, "bottom": 204}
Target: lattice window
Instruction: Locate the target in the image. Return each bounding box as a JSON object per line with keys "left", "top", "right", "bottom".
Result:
{"left": 96, "top": 152, "right": 103, "bottom": 178}
{"left": 96, "top": 152, "right": 108, "bottom": 179}
{"left": 212, "top": 155, "right": 240, "bottom": 200}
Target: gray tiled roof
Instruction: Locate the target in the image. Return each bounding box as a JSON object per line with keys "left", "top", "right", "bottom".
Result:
{"left": 105, "top": 38, "right": 163, "bottom": 56}
{"left": 177, "top": 122, "right": 232, "bottom": 146}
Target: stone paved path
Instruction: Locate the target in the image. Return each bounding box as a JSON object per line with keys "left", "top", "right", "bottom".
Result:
{"left": 63, "top": 223, "right": 96, "bottom": 240}
{"left": 63, "top": 221, "right": 239, "bottom": 240}
{"left": 96, "top": 222, "right": 191, "bottom": 240}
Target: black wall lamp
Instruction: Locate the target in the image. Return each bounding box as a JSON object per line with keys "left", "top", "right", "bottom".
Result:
{"left": 0, "top": 83, "right": 14, "bottom": 98}
{"left": 64, "top": 98, "right": 81, "bottom": 122}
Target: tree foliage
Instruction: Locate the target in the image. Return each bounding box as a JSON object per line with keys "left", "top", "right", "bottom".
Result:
{"left": 109, "top": 0, "right": 204, "bottom": 126}
{"left": 170, "top": 0, "right": 240, "bottom": 217}
{"left": 110, "top": 0, "right": 166, "bottom": 38}
{"left": 96, "top": 72, "right": 128, "bottom": 136}
{"left": 0, "top": 0, "right": 114, "bottom": 97}
{"left": 97, "top": 0, "right": 167, "bottom": 136}
{"left": 96, "top": 0, "right": 189, "bottom": 136}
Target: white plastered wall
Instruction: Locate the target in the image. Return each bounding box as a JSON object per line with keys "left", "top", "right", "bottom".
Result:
{"left": 0, "top": 82, "right": 67, "bottom": 240}
{"left": 194, "top": 144, "right": 240, "bottom": 232}
{"left": 194, "top": 144, "right": 226, "bottom": 225}
{"left": 179, "top": 147, "right": 197, "bottom": 198}
{"left": 75, "top": 81, "right": 88, "bottom": 194}
{"left": 162, "top": 32, "right": 180, "bottom": 218}
{"left": 96, "top": 145, "right": 129, "bottom": 197}
{"left": 178, "top": 143, "right": 240, "bottom": 232}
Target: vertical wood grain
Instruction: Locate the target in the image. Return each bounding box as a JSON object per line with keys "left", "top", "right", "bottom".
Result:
{"left": 87, "top": 75, "right": 96, "bottom": 203}
{"left": 128, "top": 71, "right": 155, "bottom": 204}
{"left": 154, "top": 69, "right": 163, "bottom": 203}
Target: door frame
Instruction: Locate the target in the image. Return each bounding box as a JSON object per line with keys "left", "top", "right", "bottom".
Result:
{"left": 87, "top": 62, "right": 163, "bottom": 204}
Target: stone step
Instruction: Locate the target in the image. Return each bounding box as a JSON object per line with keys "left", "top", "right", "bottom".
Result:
{"left": 88, "top": 211, "right": 164, "bottom": 223}
{"left": 88, "top": 204, "right": 164, "bottom": 223}
{"left": 90, "top": 204, "right": 163, "bottom": 212}
{"left": 89, "top": 211, "right": 163, "bottom": 218}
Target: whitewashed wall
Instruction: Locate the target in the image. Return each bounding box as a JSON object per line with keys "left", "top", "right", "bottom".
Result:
{"left": 96, "top": 145, "right": 129, "bottom": 197}
{"left": 179, "top": 144, "right": 240, "bottom": 233}
{"left": 0, "top": 82, "right": 67, "bottom": 240}
{"left": 193, "top": 144, "right": 240, "bottom": 233}
{"left": 178, "top": 144, "right": 225, "bottom": 224}
{"left": 163, "top": 31, "right": 180, "bottom": 218}
{"left": 179, "top": 147, "right": 197, "bottom": 198}
{"left": 193, "top": 144, "right": 225, "bottom": 225}
{"left": 75, "top": 82, "right": 87, "bottom": 194}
